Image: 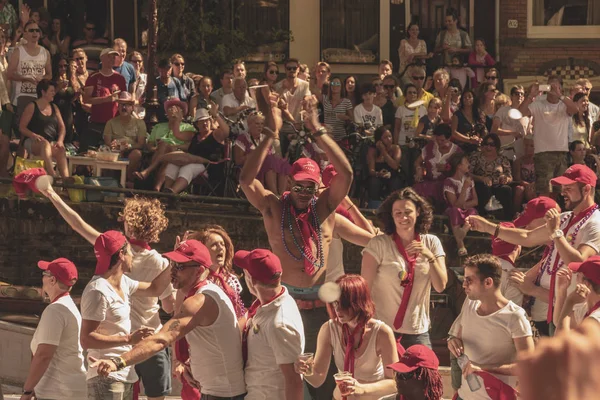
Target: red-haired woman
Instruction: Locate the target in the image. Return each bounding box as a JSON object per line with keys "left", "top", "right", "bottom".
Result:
{"left": 361, "top": 188, "right": 448, "bottom": 349}
{"left": 294, "top": 274, "right": 399, "bottom": 400}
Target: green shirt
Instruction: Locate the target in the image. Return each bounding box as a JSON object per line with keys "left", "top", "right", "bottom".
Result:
{"left": 148, "top": 122, "right": 195, "bottom": 146}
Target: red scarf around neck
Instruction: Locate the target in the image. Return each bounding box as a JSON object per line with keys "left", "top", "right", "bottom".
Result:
{"left": 128, "top": 238, "right": 151, "bottom": 250}
{"left": 392, "top": 232, "right": 420, "bottom": 330}
{"left": 546, "top": 204, "right": 598, "bottom": 323}
{"left": 242, "top": 287, "right": 286, "bottom": 366}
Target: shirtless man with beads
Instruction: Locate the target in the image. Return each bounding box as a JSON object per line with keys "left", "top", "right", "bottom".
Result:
{"left": 239, "top": 95, "right": 352, "bottom": 399}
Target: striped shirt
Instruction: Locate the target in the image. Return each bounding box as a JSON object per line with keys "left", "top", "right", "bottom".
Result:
{"left": 322, "top": 95, "right": 352, "bottom": 141}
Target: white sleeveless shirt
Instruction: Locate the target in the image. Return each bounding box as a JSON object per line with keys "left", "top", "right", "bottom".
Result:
{"left": 186, "top": 281, "right": 246, "bottom": 397}
{"left": 329, "top": 319, "right": 385, "bottom": 400}
{"left": 13, "top": 45, "right": 48, "bottom": 104}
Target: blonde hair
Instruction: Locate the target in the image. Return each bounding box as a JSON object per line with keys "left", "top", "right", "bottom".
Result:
{"left": 494, "top": 93, "right": 511, "bottom": 111}
{"left": 433, "top": 68, "right": 449, "bottom": 82}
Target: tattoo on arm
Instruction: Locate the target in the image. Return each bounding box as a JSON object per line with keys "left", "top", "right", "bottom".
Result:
{"left": 168, "top": 320, "right": 181, "bottom": 332}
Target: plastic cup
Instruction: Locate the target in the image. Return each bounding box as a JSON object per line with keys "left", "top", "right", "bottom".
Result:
{"left": 299, "top": 353, "right": 314, "bottom": 376}
{"left": 334, "top": 371, "right": 353, "bottom": 396}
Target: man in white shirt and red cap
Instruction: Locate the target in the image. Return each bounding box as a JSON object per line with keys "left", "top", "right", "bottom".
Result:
{"left": 554, "top": 255, "right": 600, "bottom": 331}
{"left": 91, "top": 239, "right": 247, "bottom": 400}
{"left": 467, "top": 164, "right": 600, "bottom": 336}
{"left": 235, "top": 248, "right": 305, "bottom": 400}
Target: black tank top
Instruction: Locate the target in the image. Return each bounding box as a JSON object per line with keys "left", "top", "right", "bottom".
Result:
{"left": 28, "top": 101, "right": 58, "bottom": 142}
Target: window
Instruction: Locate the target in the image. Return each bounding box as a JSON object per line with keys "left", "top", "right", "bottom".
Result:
{"left": 320, "top": 0, "right": 380, "bottom": 64}
{"left": 528, "top": 0, "right": 600, "bottom": 38}
{"left": 234, "top": 0, "right": 290, "bottom": 62}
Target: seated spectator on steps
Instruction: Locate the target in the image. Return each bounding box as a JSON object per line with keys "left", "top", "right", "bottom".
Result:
{"left": 189, "top": 76, "right": 215, "bottom": 120}
{"left": 222, "top": 77, "right": 256, "bottom": 118}
{"left": 512, "top": 137, "right": 536, "bottom": 213}
{"left": 135, "top": 99, "right": 195, "bottom": 190}
{"left": 170, "top": 53, "right": 195, "bottom": 102}
{"left": 568, "top": 139, "right": 586, "bottom": 166}
{"left": 413, "top": 124, "right": 461, "bottom": 209}
{"left": 443, "top": 152, "right": 478, "bottom": 257}
{"left": 19, "top": 79, "right": 69, "bottom": 179}
{"left": 234, "top": 112, "right": 290, "bottom": 196}
{"left": 366, "top": 126, "right": 402, "bottom": 207}
{"left": 103, "top": 92, "right": 147, "bottom": 183}
{"left": 470, "top": 133, "right": 513, "bottom": 220}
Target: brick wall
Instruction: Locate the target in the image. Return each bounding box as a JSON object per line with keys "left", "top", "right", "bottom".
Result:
{"left": 498, "top": 0, "right": 600, "bottom": 78}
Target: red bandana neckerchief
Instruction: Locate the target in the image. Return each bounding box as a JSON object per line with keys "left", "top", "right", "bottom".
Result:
{"left": 546, "top": 204, "right": 598, "bottom": 323}
{"left": 128, "top": 238, "right": 151, "bottom": 250}
{"left": 208, "top": 269, "right": 244, "bottom": 318}
{"left": 175, "top": 278, "right": 209, "bottom": 366}
{"left": 585, "top": 300, "right": 600, "bottom": 319}
{"left": 341, "top": 322, "right": 366, "bottom": 400}
{"left": 51, "top": 291, "right": 70, "bottom": 304}
{"left": 392, "top": 232, "right": 420, "bottom": 330}
{"left": 242, "top": 287, "right": 286, "bottom": 366}
{"left": 282, "top": 192, "right": 323, "bottom": 276}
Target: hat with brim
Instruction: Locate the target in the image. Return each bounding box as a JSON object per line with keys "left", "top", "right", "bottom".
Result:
{"left": 116, "top": 91, "right": 135, "bottom": 104}
{"left": 100, "top": 48, "right": 119, "bottom": 58}
{"left": 164, "top": 98, "right": 189, "bottom": 117}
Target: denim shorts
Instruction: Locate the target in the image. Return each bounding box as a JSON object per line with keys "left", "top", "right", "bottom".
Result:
{"left": 134, "top": 347, "right": 172, "bottom": 397}
{"left": 87, "top": 376, "right": 133, "bottom": 400}
{"left": 394, "top": 331, "right": 432, "bottom": 349}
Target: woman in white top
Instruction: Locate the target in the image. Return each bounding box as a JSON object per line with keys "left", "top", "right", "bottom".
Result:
{"left": 7, "top": 20, "right": 52, "bottom": 119}
{"left": 295, "top": 274, "right": 398, "bottom": 400}
{"left": 361, "top": 187, "right": 448, "bottom": 349}
{"left": 398, "top": 23, "right": 430, "bottom": 79}
{"left": 129, "top": 51, "right": 147, "bottom": 119}
{"left": 571, "top": 92, "right": 592, "bottom": 148}
{"left": 23, "top": 258, "right": 87, "bottom": 400}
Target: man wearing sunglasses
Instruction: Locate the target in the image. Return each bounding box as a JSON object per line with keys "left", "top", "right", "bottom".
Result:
{"left": 276, "top": 58, "right": 312, "bottom": 156}
{"left": 91, "top": 239, "right": 247, "bottom": 400}
{"left": 171, "top": 53, "right": 196, "bottom": 102}
{"left": 240, "top": 96, "right": 352, "bottom": 399}
{"left": 491, "top": 85, "right": 531, "bottom": 160}
{"left": 395, "top": 65, "right": 434, "bottom": 108}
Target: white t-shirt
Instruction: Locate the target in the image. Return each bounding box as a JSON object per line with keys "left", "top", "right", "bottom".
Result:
{"left": 455, "top": 299, "right": 532, "bottom": 400}
{"left": 187, "top": 282, "right": 246, "bottom": 397}
{"left": 499, "top": 259, "right": 524, "bottom": 307}
{"left": 81, "top": 275, "right": 139, "bottom": 383}
{"left": 245, "top": 288, "right": 305, "bottom": 400}
{"left": 353, "top": 103, "right": 383, "bottom": 128}
{"left": 275, "top": 79, "right": 311, "bottom": 123}
{"left": 493, "top": 106, "right": 531, "bottom": 159}
{"left": 363, "top": 234, "right": 445, "bottom": 334}
{"left": 394, "top": 105, "right": 427, "bottom": 145}
{"left": 573, "top": 302, "right": 600, "bottom": 325}
{"left": 532, "top": 209, "right": 600, "bottom": 321}
{"left": 128, "top": 248, "right": 174, "bottom": 331}
{"left": 30, "top": 295, "right": 87, "bottom": 399}
{"left": 222, "top": 93, "right": 256, "bottom": 115}
{"left": 528, "top": 99, "right": 571, "bottom": 153}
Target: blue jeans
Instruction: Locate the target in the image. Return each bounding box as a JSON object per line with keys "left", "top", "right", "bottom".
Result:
{"left": 394, "top": 331, "right": 432, "bottom": 349}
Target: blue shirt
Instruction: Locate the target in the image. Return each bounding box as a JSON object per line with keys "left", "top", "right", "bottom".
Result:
{"left": 156, "top": 77, "right": 185, "bottom": 122}
{"left": 113, "top": 61, "right": 136, "bottom": 88}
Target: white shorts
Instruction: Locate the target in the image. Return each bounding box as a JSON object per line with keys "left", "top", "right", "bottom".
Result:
{"left": 164, "top": 163, "right": 207, "bottom": 184}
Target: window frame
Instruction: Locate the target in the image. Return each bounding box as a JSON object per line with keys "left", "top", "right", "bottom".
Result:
{"left": 527, "top": 0, "right": 600, "bottom": 39}
{"left": 319, "top": 0, "right": 381, "bottom": 65}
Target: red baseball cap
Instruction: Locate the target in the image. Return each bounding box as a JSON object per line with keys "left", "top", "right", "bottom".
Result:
{"left": 492, "top": 222, "right": 519, "bottom": 257}
{"left": 13, "top": 168, "right": 47, "bottom": 198}
{"left": 234, "top": 249, "right": 282, "bottom": 284}
{"left": 569, "top": 255, "right": 600, "bottom": 285}
{"left": 550, "top": 164, "right": 597, "bottom": 187}
{"left": 290, "top": 158, "right": 320, "bottom": 184}
{"left": 387, "top": 344, "right": 439, "bottom": 373}
{"left": 94, "top": 231, "right": 128, "bottom": 275}
{"left": 163, "top": 240, "right": 212, "bottom": 267}
{"left": 321, "top": 164, "right": 337, "bottom": 188}
{"left": 513, "top": 197, "right": 559, "bottom": 228}
{"left": 38, "top": 257, "right": 78, "bottom": 287}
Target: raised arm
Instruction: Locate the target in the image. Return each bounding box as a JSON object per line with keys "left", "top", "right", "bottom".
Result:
{"left": 466, "top": 215, "right": 548, "bottom": 247}
{"left": 134, "top": 264, "right": 173, "bottom": 298}
{"left": 40, "top": 187, "right": 101, "bottom": 245}
{"left": 334, "top": 213, "right": 374, "bottom": 247}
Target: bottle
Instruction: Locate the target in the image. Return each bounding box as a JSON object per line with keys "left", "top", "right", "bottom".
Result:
{"left": 457, "top": 354, "right": 482, "bottom": 392}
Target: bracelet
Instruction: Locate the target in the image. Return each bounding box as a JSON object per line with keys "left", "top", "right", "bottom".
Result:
{"left": 493, "top": 223, "right": 500, "bottom": 237}
{"left": 22, "top": 390, "right": 33, "bottom": 395}
{"left": 313, "top": 127, "right": 327, "bottom": 137}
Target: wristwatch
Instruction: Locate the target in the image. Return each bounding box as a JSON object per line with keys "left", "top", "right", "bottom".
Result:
{"left": 550, "top": 230, "right": 564, "bottom": 240}
{"left": 22, "top": 389, "right": 33, "bottom": 395}
{"left": 111, "top": 356, "right": 127, "bottom": 371}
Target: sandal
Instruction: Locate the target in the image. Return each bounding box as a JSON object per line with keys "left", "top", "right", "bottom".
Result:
{"left": 458, "top": 248, "right": 468, "bottom": 257}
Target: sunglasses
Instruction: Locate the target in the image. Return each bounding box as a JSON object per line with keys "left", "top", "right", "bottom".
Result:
{"left": 131, "top": 59, "right": 143, "bottom": 63}
{"left": 173, "top": 62, "right": 185, "bottom": 67}
{"left": 412, "top": 76, "right": 426, "bottom": 80}
{"left": 483, "top": 142, "right": 496, "bottom": 147}
{"left": 27, "top": 28, "right": 41, "bottom": 33}
{"left": 291, "top": 185, "right": 318, "bottom": 194}
{"left": 383, "top": 85, "right": 395, "bottom": 89}
{"left": 286, "top": 66, "right": 298, "bottom": 71}
{"left": 396, "top": 371, "right": 416, "bottom": 381}
{"left": 268, "top": 70, "right": 278, "bottom": 75}
{"left": 330, "top": 81, "right": 341, "bottom": 86}
{"left": 171, "top": 260, "right": 201, "bottom": 272}
{"left": 485, "top": 75, "right": 498, "bottom": 80}
{"left": 84, "top": 27, "right": 95, "bottom": 31}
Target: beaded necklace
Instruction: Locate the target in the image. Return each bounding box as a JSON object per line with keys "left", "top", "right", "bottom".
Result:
{"left": 280, "top": 193, "right": 325, "bottom": 274}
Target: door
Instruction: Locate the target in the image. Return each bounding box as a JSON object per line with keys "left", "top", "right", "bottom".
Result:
{"left": 389, "top": 1, "right": 406, "bottom": 74}
{"left": 474, "top": 0, "right": 496, "bottom": 60}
